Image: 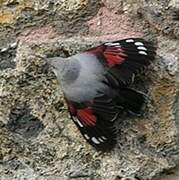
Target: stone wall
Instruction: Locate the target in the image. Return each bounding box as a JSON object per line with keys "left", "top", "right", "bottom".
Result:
{"left": 0, "top": 0, "right": 179, "bottom": 180}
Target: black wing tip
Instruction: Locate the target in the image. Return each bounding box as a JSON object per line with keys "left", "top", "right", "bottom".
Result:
{"left": 93, "top": 138, "right": 117, "bottom": 152}
{"left": 95, "top": 145, "right": 116, "bottom": 152}
{"left": 114, "top": 37, "right": 156, "bottom": 44}
{"left": 104, "top": 38, "right": 157, "bottom": 62}
{"left": 129, "top": 38, "right": 157, "bottom": 49}
{"left": 117, "top": 88, "right": 146, "bottom": 115}
{"left": 117, "top": 38, "right": 157, "bottom": 56}
{"left": 84, "top": 128, "right": 117, "bottom": 152}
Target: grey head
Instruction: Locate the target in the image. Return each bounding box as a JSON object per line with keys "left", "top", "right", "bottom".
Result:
{"left": 47, "top": 56, "right": 81, "bottom": 85}
{"left": 45, "top": 53, "right": 108, "bottom": 102}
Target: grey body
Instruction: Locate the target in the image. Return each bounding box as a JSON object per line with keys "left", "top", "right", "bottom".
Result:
{"left": 48, "top": 53, "right": 109, "bottom": 102}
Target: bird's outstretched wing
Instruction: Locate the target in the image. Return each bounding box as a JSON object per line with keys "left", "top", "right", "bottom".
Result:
{"left": 87, "top": 38, "right": 156, "bottom": 87}
{"left": 65, "top": 95, "right": 119, "bottom": 151}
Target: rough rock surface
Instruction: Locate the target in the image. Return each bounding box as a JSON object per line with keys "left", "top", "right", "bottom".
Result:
{"left": 0, "top": 0, "right": 179, "bottom": 180}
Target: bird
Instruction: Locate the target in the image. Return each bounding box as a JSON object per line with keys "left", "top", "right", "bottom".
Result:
{"left": 44, "top": 38, "right": 156, "bottom": 151}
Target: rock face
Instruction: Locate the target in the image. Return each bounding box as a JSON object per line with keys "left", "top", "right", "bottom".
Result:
{"left": 0, "top": 0, "right": 179, "bottom": 180}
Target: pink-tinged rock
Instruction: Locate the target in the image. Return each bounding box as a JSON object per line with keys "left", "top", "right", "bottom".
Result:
{"left": 86, "top": 7, "right": 143, "bottom": 40}
{"left": 18, "top": 26, "right": 57, "bottom": 44}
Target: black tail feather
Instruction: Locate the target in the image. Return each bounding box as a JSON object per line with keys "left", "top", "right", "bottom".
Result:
{"left": 116, "top": 88, "right": 146, "bottom": 115}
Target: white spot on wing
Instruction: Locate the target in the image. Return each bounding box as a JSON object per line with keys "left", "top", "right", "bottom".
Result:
{"left": 112, "top": 43, "right": 120, "bottom": 46}
{"left": 73, "top": 117, "right": 83, "bottom": 127}
{"left": 98, "top": 137, "right": 105, "bottom": 142}
{"left": 139, "top": 51, "right": 148, "bottom": 55}
{"left": 91, "top": 137, "right": 100, "bottom": 144}
{"left": 137, "top": 46, "right": 147, "bottom": 51}
{"left": 77, "top": 119, "right": 83, "bottom": 127}
{"left": 126, "top": 39, "right": 134, "bottom": 43}
{"left": 105, "top": 42, "right": 120, "bottom": 46}
{"left": 101, "top": 136, "right": 107, "bottom": 140}
{"left": 105, "top": 42, "right": 112, "bottom": 46}
{"left": 84, "top": 134, "right": 90, "bottom": 140}
{"left": 135, "top": 42, "right": 144, "bottom": 46}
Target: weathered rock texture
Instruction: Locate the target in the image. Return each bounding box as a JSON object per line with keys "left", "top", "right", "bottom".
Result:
{"left": 0, "top": 0, "right": 179, "bottom": 180}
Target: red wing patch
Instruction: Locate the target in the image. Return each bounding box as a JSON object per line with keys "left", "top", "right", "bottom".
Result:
{"left": 64, "top": 97, "right": 117, "bottom": 151}
{"left": 104, "top": 46, "right": 127, "bottom": 66}
{"left": 85, "top": 43, "right": 127, "bottom": 67}
{"left": 77, "top": 108, "right": 96, "bottom": 126}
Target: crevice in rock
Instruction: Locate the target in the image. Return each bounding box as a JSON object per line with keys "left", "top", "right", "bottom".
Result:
{"left": 0, "top": 47, "right": 17, "bottom": 70}
{"left": 7, "top": 104, "right": 44, "bottom": 139}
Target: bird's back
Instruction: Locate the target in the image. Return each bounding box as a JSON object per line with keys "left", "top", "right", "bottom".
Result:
{"left": 62, "top": 53, "right": 108, "bottom": 102}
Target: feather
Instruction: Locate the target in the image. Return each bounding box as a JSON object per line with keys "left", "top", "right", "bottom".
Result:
{"left": 65, "top": 96, "right": 118, "bottom": 151}
{"left": 87, "top": 38, "right": 156, "bottom": 86}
